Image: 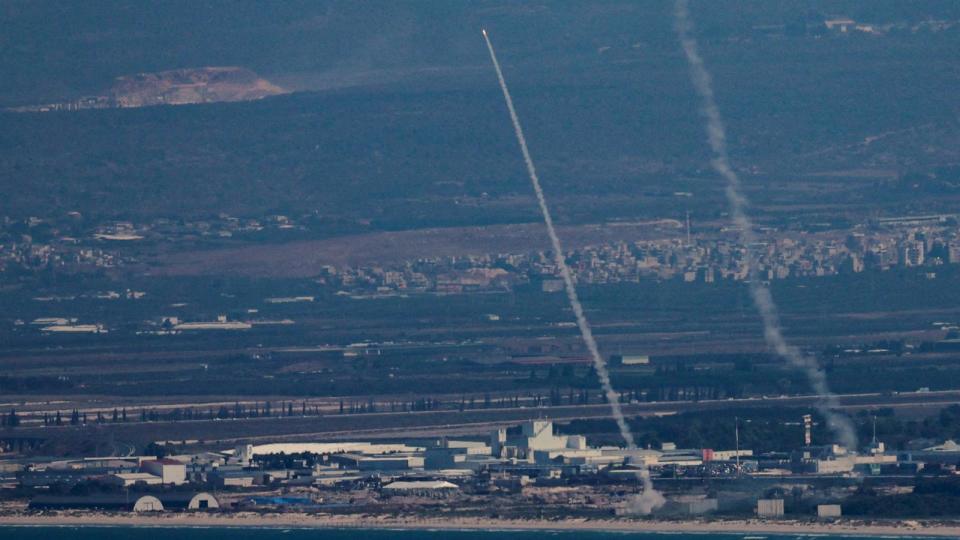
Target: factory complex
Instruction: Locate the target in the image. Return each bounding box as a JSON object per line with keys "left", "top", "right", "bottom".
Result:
{"left": 3, "top": 417, "right": 952, "bottom": 520}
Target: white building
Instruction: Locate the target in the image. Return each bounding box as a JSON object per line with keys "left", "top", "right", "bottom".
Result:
{"left": 332, "top": 453, "right": 423, "bottom": 471}
{"left": 824, "top": 18, "right": 855, "bottom": 32}
{"left": 612, "top": 354, "right": 650, "bottom": 366}
{"left": 104, "top": 472, "right": 162, "bottom": 487}
{"left": 711, "top": 449, "right": 753, "bottom": 461}
{"left": 382, "top": 480, "right": 458, "bottom": 497}
{"left": 132, "top": 495, "right": 164, "bottom": 512}
{"left": 491, "top": 420, "right": 587, "bottom": 460}
{"left": 173, "top": 315, "right": 251, "bottom": 331}
{"left": 818, "top": 504, "right": 842, "bottom": 518}
{"left": 671, "top": 495, "right": 718, "bottom": 515}
{"left": 425, "top": 441, "right": 495, "bottom": 470}
{"left": 814, "top": 457, "right": 855, "bottom": 474}
{"left": 757, "top": 498, "right": 785, "bottom": 517}
{"left": 924, "top": 440, "right": 960, "bottom": 453}
{"left": 141, "top": 459, "right": 187, "bottom": 485}
{"left": 41, "top": 324, "right": 107, "bottom": 334}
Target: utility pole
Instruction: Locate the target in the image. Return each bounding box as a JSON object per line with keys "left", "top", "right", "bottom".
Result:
{"left": 686, "top": 211, "right": 692, "bottom": 247}
{"left": 734, "top": 416, "right": 741, "bottom": 476}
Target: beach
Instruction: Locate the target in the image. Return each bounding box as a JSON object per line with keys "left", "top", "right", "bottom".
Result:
{"left": 1, "top": 511, "right": 958, "bottom": 537}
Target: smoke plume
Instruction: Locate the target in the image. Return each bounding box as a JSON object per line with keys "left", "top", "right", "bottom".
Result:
{"left": 482, "top": 29, "right": 664, "bottom": 512}
{"left": 673, "top": 0, "right": 857, "bottom": 450}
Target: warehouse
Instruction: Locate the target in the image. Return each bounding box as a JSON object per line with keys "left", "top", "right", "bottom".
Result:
{"left": 382, "top": 480, "right": 459, "bottom": 498}
{"left": 141, "top": 458, "right": 187, "bottom": 485}
{"left": 104, "top": 472, "right": 162, "bottom": 487}
{"left": 330, "top": 453, "right": 423, "bottom": 471}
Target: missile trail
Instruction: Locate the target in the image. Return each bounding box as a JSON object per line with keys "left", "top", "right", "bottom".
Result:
{"left": 481, "top": 29, "right": 664, "bottom": 512}
{"left": 672, "top": 0, "right": 857, "bottom": 450}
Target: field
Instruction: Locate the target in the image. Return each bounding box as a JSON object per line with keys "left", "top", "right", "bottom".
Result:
{"left": 156, "top": 222, "right": 683, "bottom": 277}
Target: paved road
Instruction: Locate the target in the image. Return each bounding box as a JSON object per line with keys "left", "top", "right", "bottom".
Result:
{"left": 3, "top": 389, "right": 958, "bottom": 449}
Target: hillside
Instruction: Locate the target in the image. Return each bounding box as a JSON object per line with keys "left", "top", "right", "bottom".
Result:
{"left": 9, "top": 67, "right": 287, "bottom": 112}
{"left": 1, "top": 28, "right": 959, "bottom": 229}
{"left": 110, "top": 66, "right": 286, "bottom": 107}
{"left": 1, "top": 2, "right": 959, "bottom": 232}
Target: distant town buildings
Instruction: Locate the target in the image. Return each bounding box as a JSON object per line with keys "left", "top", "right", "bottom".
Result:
{"left": 3, "top": 212, "right": 960, "bottom": 326}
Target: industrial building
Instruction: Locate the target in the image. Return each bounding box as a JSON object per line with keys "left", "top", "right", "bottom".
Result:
{"left": 666, "top": 495, "right": 719, "bottom": 516}
{"left": 490, "top": 420, "right": 588, "bottom": 460}
{"left": 330, "top": 453, "right": 424, "bottom": 471}
{"left": 141, "top": 458, "right": 187, "bottom": 485}
{"left": 9, "top": 415, "right": 934, "bottom": 521}
{"left": 818, "top": 504, "right": 842, "bottom": 518}
{"left": 104, "top": 472, "right": 162, "bottom": 487}
{"left": 424, "top": 440, "right": 498, "bottom": 471}
{"left": 757, "top": 498, "right": 785, "bottom": 517}
{"left": 382, "top": 480, "right": 459, "bottom": 497}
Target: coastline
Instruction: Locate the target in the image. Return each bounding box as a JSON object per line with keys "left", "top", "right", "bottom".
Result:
{"left": 1, "top": 512, "right": 958, "bottom": 537}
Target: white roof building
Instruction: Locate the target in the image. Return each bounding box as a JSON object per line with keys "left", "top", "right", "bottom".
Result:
{"left": 141, "top": 459, "right": 187, "bottom": 485}
{"left": 491, "top": 420, "right": 588, "bottom": 460}
{"left": 925, "top": 440, "right": 960, "bottom": 452}
{"left": 382, "top": 480, "right": 458, "bottom": 494}
{"left": 105, "top": 472, "right": 162, "bottom": 487}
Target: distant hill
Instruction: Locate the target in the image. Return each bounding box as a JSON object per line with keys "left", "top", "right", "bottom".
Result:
{"left": 9, "top": 67, "right": 286, "bottom": 112}
{"left": 110, "top": 66, "right": 286, "bottom": 108}
{"left": 1, "top": 3, "right": 959, "bottom": 228}
{"left": 2, "top": 1, "right": 959, "bottom": 107}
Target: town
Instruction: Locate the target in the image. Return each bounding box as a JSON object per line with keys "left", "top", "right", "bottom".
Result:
{"left": 3, "top": 213, "right": 958, "bottom": 298}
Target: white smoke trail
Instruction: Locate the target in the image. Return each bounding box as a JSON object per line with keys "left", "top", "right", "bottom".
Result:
{"left": 673, "top": 0, "right": 858, "bottom": 450}
{"left": 482, "top": 29, "right": 664, "bottom": 513}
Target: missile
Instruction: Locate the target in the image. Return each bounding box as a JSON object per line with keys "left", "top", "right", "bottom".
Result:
{"left": 481, "top": 28, "right": 487, "bottom": 37}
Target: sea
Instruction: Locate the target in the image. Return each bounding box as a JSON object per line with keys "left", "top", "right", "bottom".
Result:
{"left": 0, "top": 527, "right": 945, "bottom": 540}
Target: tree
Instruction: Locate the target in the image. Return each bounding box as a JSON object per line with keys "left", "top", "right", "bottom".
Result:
{"left": 144, "top": 442, "right": 168, "bottom": 459}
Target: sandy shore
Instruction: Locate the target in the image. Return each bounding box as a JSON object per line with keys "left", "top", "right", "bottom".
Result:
{"left": 1, "top": 512, "right": 958, "bottom": 537}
